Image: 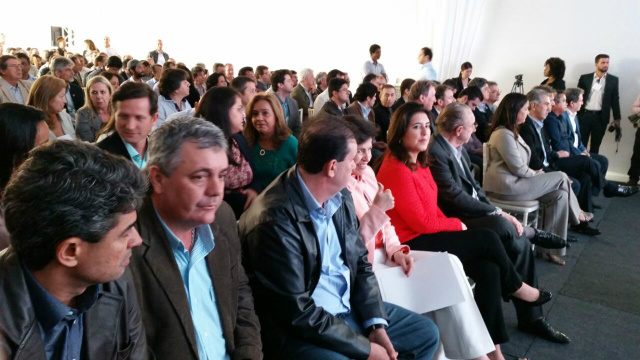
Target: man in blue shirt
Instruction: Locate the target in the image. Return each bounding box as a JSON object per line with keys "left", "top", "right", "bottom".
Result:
{"left": 271, "top": 69, "right": 301, "bottom": 137}
{"left": 128, "top": 117, "right": 262, "bottom": 360}
{"left": 239, "top": 117, "right": 439, "bottom": 360}
{"left": 0, "top": 141, "right": 149, "bottom": 360}
{"left": 363, "top": 44, "right": 386, "bottom": 78}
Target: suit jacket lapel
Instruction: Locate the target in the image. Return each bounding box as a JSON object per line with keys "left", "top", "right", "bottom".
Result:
{"left": 584, "top": 74, "right": 594, "bottom": 102}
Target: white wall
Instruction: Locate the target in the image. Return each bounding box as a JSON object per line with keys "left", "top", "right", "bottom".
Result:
{"left": 469, "top": 0, "right": 640, "bottom": 181}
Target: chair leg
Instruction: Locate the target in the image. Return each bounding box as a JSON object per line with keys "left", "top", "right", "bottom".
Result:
{"left": 523, "top": 212, "right": 529, "bottom": 227}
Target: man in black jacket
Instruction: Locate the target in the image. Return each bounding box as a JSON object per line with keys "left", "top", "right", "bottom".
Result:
{"left": 0, "top": 141, "right": 148, "bottom": 360}
{"left": 51, "top": 57, "right": 84, "bottom": 117}
{"left": 239, "top": 117, "right": 438, "bottom": 360}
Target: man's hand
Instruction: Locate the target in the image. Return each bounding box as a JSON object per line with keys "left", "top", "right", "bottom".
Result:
{"left": 581, "top": 150, "right": 591, "bottom": 157}
{"left": 392, "top": 251, "right": 414, "bottom": 276}
{"left": 557, "top": 150, "right": 570, "bottom": 158}
{"left": 501, "top": 212, "right": 523, "bottom": 236}
{"left": 368, "top": 329, "right": 397, "bottom": 360}
{"left": 240, "top": 188, "right": 259, "bottom": 210}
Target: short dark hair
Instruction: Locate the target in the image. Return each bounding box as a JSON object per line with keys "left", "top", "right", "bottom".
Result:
{"left": 3, "top": 141, "right": 146, "bottom": 270}
{"left": 421, "top": 47, "right": 433, "bottom": 60}
{"left": 442, "top": 78, "right": 458, "bottom": 92}
{"left": 342, "top": 115, "right": 377, "bottom": 144}
{"left": 271, "top": 69, "right": 291, "bottom": 92}
{"left": 213, "top": 63, "right": 224, "bottom": 72}
{"left": 191, "top": 65, "right": 205, "bottom": 77}
{"left": 468, "top": 77, "right": 488, "bottom": 89}
{"left": 328, "top": 78, "right": 348, "bottom": 99}
{"left": 435, "top": 85, "right": 453, "bottom": 100}
{"left": 457, "top": 86, "right": 483, "bottom": 102}
{"left": 326, "top": 69, "right": 344, "bottom": 85}
{"left": 595, "top": 54, "right": 609, "bottom": 63}
{"left": 15, "top": 52, "right": 29, "bottom": 62}
{"left": 369, "top": 44, "right": 381, "bottom": 54}
{"left": 101, "top": 72, "right": 121, "bottom": 85}
{"left": 151, "top": 64, "right": 162, "bottom": 75}
{"left": 565, "top": 88, "right": 585, "bottom": 106}
{"left": 159, "top": 68, "right": 188, "bottom": 98}
{"left": 0, "top": 55, "right": 18, "bottom": 70}
{"left": 354, "top": 82, "right": 378, "bottom": 102}
{"left": 487, "top": 92, "right": 528, "bottom": 139}
{"left": 400, "top": 78, "right": 416, "bottom": 95}
{"left": 195, "top": 87, "right": 241, "bottom": 139}
{"left": 460, "top": 62, "right": 473, "bottom": 71}
{"left": 408, "top": 80, "right": 434, "bottom": 101}
{"left": 297, "top": 116, "right": 355, "bottom": 174}
{"left": 206, "top": 73, "right": 227, "bottom": 89}
{"left": 94, "top": 55, "right": 106, "bottom": 65}
{"left": 112, "top": 82, "right": 159, "bottom": 115}
{"left": 106, "top": 55, "right": 123, "bottom": 69}
{"left": 238, "top": 66, "right": 254, "bottom": 76}
{"left": 544, "top": 57, "right": 566, "bottom": 79}
{"left": 0, "top": 103, "right": 47, "bottom": 190}
{"left": 231, "top": 76, "right": 256, "bottom": 94}
{"left": 256, "top": 65, "right": 269, "bottom": 76}
{"left": 362, "top": 73, "right": 377, "bottom": 85}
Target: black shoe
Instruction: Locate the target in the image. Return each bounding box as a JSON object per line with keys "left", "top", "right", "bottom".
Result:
{"left": 531, "top": 230, "right": 568, "bottom": 249}
{"left": 571, "top": 222, "right": 601, "bottom": 236}
{"left": 567, "top": 235, "right": 579, "bottom": 243}
{"left": 604, "top": 184, "right": 639, "bottom": 197}
{"left": 518, "top": 318, "right": 571, "bottom": 344}
{"left": 511, "top": 290, "right": 552, "bottom": 307}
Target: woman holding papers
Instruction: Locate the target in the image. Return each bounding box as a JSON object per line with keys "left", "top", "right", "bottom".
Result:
{"left": 344, "top": 115, "right": 494, "bottom": 360}
{"left": 374, "top": 103, "right": 550, "bottom": 359}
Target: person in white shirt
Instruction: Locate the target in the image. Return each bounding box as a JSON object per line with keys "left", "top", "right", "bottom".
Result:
{"left": 103, "top": 36, "right": 118, "bottom": 57}
{"left": 362, "top": 44, "right": 386, "bottom": 78}
{"left": 417, "top": 47, "right": 437, "bottom": 81}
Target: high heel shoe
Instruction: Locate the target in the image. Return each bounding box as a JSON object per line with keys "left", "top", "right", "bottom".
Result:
{"left": 511, "top": 289, "right": 553, "bottom": 307}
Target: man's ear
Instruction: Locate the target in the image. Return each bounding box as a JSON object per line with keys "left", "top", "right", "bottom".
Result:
{"left": 324, "top": 159, "right": 338, "bottom": 178}
{"left": 56, "top": 237, "right": 83, "bottom": 268}
{"left": 148, "top": 165, "right": 166, "bottom": 194}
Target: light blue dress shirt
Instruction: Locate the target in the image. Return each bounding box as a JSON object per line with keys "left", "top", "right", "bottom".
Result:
{"left": 530, "top": 117, "right": 549, "bottom": 167}
{"left": 363, "top": 61, "right": 386, "bottom": 76}
{"left": 276, "top": 94, "right": 290, "bottom": 121}
{"left": 65, "top": 84, "right": 76, "bottom": 117}
{"left": 157, "top": 95, "right": 192, "bottom": 129}
{"left": 358, "top": 102, "right": 371, "bottom": 120}
{"left": 155, "top": 208, "right": 230, "bottom": 360}
{"left": 122, "top": 138, "right": 149, "bottom": 169}
{"left": 418, "top": 62, "right": 437, "bottom": 81}
{"left": 296, "top": 170, "right": 387, "bottom": 328}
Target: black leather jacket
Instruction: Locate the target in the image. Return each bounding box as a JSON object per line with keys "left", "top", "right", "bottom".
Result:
{"left": 239, "top": 166, "right": 387, "bottom": 359}
{"left": 0, "top": 248, "right": 149, "bottom": 360}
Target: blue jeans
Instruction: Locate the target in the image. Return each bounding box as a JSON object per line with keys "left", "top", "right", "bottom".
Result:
{"left": 280, "top": 302, "right": 439, "bottom": 360}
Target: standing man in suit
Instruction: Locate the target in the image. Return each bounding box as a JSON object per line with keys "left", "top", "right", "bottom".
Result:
{"left": 0, "top": 55, "right": 31, "bottom": 104}
{"left": 147, "top": 39, "right": 169, "bottom": 66}
{"left": 318, "top": 78, "right": 348, "bottom": 117}
{"left": 129, "top": 117, "right": 262, "bottom": 360}
{"left": 271, "top": 69, "right": 301, "bottom": 138}
{"left": 97, "top": 82, "right": 158, "bottom": 169}
{"left": 51, "top": 57, "right": 84, "bottom": 117}
{"left": 577, "top": 54, "right": 621, "bottom": 154}
{"left": 291, "top": 68, "right": 315, "bottom": 120}
{"left": 428, "top": 102, "right": 571, "bottom": 343}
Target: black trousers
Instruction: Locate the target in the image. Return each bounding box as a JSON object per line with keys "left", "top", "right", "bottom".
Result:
{"left": 405, "top": 228, "right": 522, "bottom": 344}
{"left": 579, "top": 110, "right": 608, "bottom": 154}
{"left": 460, "top": 216, "right": 544, "bottom": 323}
{"left": 628, "top": 127, "right": 640, "bottom": 179}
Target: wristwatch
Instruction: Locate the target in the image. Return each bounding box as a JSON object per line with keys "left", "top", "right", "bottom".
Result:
{"left": 366, "top": 323, "right": 387, "bottom": 335}
{"left": 488, "top": 207, "right": 503, "bottom": 216}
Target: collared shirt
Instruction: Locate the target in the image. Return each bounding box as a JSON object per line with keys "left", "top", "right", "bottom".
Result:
{"left": 302, "top": 85, "right": 314, "bottom": 108}
{"left": 477, "top": 102, "right": 488, "bottom": 113}
{"left": 2, "top": 78, "right": 25, "bottom": 104}
{"left": 363, "top": 60, "right": 385, "bottom": 77}
{"left": 585, "top": 73, "right": 606, "bottom": 111}
{"left": 146, "top": 78, "right": 158, "bottom": 88}
{"left": 157, "top": 95, "right": 192, "bottom": 128}
{"left": 566, "top": 110, "right": 580, "bottom": 148}
{"left": 296, "top": 170, "right": 387, "bottom": 328}
{"left": 156, "top": 51, "right": 166, "bottom": 66}
{"left": 418, "top": 62, "right": 437, "bottom": 81}
{"left": 65, "top": 84, "right": 76, "bottom": 117}
{"left": 27, "top": 74, "right": 37, "bottom": 82}
{"left": 122, "top": 137, "right": 149, "bottom": 169}
{"left": 24, "top": 265, "right": 101, "bottom": 360}
{"left": 276, "top": 93, "right": 290, "bottom": 120}
{"left": 442, "top": 137, "right": 478, "bottom": 200}
{"left": 313, "top": 89, "right": 330, "bottom": 112}
{"left": 155, "top": 208, "right": 230, "bottom": 360}
{"left": 195, "top": 84, "right": 206, "bottom": 97}
{"left": 530, "top": 116, "right": 549, "bottom": 167}
{"left": 358, "top": 102, "right": 371, "bottom": 120}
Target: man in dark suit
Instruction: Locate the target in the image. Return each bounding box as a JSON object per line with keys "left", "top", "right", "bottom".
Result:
{"left": 291, "top": 68, "right": 315, "bottom": 121}
{"left": 577, "top": 54, "right": 621, "bottom": 154}
{"left": 408, "top": 80, "right": 437, "bottom": 134}
{"left": 271, "top": 69, "right": 301, "bottom": 137}
{"left": 239, "top": 117, "right": 438, "bottom": 359}
{"left": 345, "top": 82, "right": 377, "bottom": 123}
{"left": 255, "top": 65, "right": 270, "bottom": 92}
{"left": 318, "top": 78, "right": 348, "bottom": 117}
{"left": 51, "top": 57, "right": 84, "bottom": 117}
{"left": 391, "top": 78, "right": 415, "bottom": 112}
{"left": 129, "top": 117, "right": 262, "bottom": 360}
{"left": 428, "top": 102, "right": 571, "bottom": 344}
{"left": 373, "top": 84, "right": 396, "bottom": 142}
{"left": 1, "top": 141, "right": 149, "bottom": 359}
{"left": 97, "top": 82, "right": 157, "bottom": 169}
{"left": 147, "top": 39, "right": 170, "bottom": 65}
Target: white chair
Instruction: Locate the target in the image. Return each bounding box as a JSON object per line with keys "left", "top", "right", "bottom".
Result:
{"left": 298, "top": 108, "right": 303, "bottom": 123}
{"left": 482, "top": 143, "right": 539, "bottom": 228}
{"left": 307, "top": 108, "right": 315, "bottom": 118}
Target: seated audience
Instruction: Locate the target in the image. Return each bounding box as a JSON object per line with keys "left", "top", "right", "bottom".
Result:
{"left": 97, "top": 82, "right": 157, "bottom": 169}
{"left": 239, "top": 116, "right": 439, "bottom": 360}
{"left": 86, "top": 55, "right": 122, "bottom": 82}
{"left": 225, "top": 63, "right": 234, "bottom": 82}
{"left": 75, "top": 76, "right": 113, "bottom": 142}
{"left": 51, "top": 57, "right": 85, "bottom": 118}
{"left": 346, "top": 82, "right": 378, "bottom": 123}
{"left": 319, "top": 78, "right": 349, "bottom": 117}
{"left": 191, "top": 65, "right": 207, "bottom": 96}
{"left": 16, "top": 52, "right": 36, "bottom": 82}
{"left": 290, "top": 70, "right": 298, "bottom": 87}
{"left": 456, "top": 86, "right": 485, "bottom": 168}
{"left": 238, "top": 66, "right": 256, "bottom": 81}
{"left": 196, "top": 87, "right": 262, "bottom": 218}
{"left": 213, "top": 62, "right": 225, "bottom": 75}
{"left": 0, "top": 55, "right": 32, "bottom": 104}
{"left": 313, "top": 69, "right": 345, "bottom": 112}
{"left": 0, "top": 140, "right": 148, "bottom": 359}
{"left": 314, "top": 71, "right": 327, "bottom": 98}
{"left": 129, "top": 117, "right": 262, "bottom": 360}
{"left": 157, "top": 68, "right": 192, "bottom": 126}
{"left": 541, "top": 57, "right": 566, "bottom": 91}
{"left": 206, "top": 72, "right": 228, "bottom": 89}
{"left": 392, "top": 78, "right": 416, "bottom": 112}
{"left": 0, "top": 103, "right": 49, "bottom": 250}
{"left": 407, "top": 80, "right": 436, "bottom": 134}
{"left": 122, "top": 59, "right": 145, "bottom": 84}
{"left": 428, "top": 102, "right": 571, "bottom": 343}
{"left": 373, "top": 84, "right": 396, "bottom": 143}
{"left": 102, "top": 71, "right": 121, "bottom": 92}
{"left": 467, "top": 78, "right": 492, "bottom": 141}
{"left": 244, "top": 93, "right": 298, "bottom": 188}
{"left": 26, "top": 75, "right": 76, "bottom": 140}
{"left": 231, "top": 75, "right": 257, "bottom": 107}
{"left": 344, "top": 115, "right": 495, "bottom": 360}
{"left": 271, "top": 69, "right": 301, "bottom": 137}
{"left": 146, "top": 64, "right": 162, "bottom": 88}
{"left": 256, "top": 65, "right": 270, "bottom": 91}
{"left": 432, "top": 84, "right": 455, "bottom": 119}
{"left": 291, "top": 68, "right": 315, "bottom": 120}
{"left": 486, "top": 81, "right": 501, "bottom": 112}
{"left": 376, "top": 102, "right": 554, "bottom": 354}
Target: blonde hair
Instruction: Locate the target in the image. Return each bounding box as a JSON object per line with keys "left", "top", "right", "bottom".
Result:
{"left": 243, "top": 93, "right": 291, "bottom": 149}
{"left": 26, "top": 75, "right": 67, "bottom": 129}
{"left": 81, "top": 76, "right": 113, "bottom": 117}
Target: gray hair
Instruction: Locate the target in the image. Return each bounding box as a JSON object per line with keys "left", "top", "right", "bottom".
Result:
{"left": 436, "top": 102, "right": 471, "bottom": 134}
{"left": 564, "top": 88, "right": 584, "bottom": 105}
{"left": 3, "top": 140, "right": 147, "bottom": 270}
{"left": 300, "top": 68, "right": 314, "bottom": 80}
{"left": 145, "top": 116, "right": 228, "bottom": 177}
{"left": 51, "top": 56, "right": 73, "bottom": 74}
{"left": 408, "top": 80, "right": 434, "bottom": 101}
{"left": 468, "top": 77, "right": 488, "bottom": 89}
{"left": 526, "top": 88, "right": 550, "bottom": 104}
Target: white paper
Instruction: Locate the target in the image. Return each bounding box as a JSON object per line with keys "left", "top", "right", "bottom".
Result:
{"left": 375, "top": 251, "right": 465, "bottom": 314}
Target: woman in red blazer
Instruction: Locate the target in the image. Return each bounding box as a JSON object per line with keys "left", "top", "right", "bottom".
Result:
{"left": 375, "top": 102, "right": 550, "bottom": 356}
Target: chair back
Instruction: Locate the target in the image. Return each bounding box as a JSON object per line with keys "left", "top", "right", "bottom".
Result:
{"left": 482, "top": 142, "right": 489, "bottom": 185}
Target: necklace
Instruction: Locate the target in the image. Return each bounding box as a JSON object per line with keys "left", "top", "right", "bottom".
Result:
{"left": 259, "top": 149, "right": 266, "bottom": 156}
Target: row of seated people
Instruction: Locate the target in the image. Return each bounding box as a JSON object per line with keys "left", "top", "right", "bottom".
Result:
{"left": 3, "top": 79, "right": 588, "bottom": 359}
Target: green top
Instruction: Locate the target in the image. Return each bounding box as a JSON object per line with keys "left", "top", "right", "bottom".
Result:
{"left": 252, "top": 135, "right": 298, "bottom": 189}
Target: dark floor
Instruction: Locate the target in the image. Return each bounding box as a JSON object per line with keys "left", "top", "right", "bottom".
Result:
{"left": 501, "top": 195, "right": 640, "bottom": 360}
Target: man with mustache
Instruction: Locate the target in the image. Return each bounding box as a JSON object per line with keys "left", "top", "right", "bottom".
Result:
{"left": 128, "top": 117, "right": 262, "bottom": 360}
